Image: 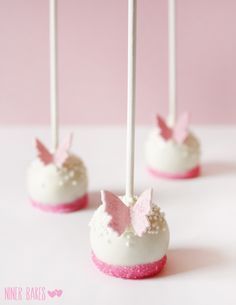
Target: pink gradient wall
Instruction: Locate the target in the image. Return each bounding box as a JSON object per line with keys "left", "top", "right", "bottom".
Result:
{"left": 0, "top": 0, "right": 236, "bottom": 125}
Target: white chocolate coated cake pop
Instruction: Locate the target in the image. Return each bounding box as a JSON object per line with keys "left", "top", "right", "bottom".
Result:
{"left": 146, "top": 113, "right": 201, "bottom": 179}
{"left": 27, "top": 134, "right": 88, "bottom": 213}
{"left": 90, "top": 189, "right": 169, "bottom": 279}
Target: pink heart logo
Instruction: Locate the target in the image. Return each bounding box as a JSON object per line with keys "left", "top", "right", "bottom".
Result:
{"left": 47, "top": 289, "right": 63, "bottom": 298}
{"left": 56, "top": 290, "right": 63, "bottom": 297}
{"left": 47, "top": 290, "right": 56, "bottom": 298}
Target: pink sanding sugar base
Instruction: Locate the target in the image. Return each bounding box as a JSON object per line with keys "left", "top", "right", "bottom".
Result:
{"left": 30, "top": 193, "right": 88, "bottom": 213}
{"left": 92, "top": 252, "right": 167, "bottom": 279}
{"left": 148, "top": 165, "right": 200, "bottom": 179}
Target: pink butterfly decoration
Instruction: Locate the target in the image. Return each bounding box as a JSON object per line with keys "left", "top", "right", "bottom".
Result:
{"left": 35, "top": 134, "right": 72, "bottom": 167}
{"left": 101, "top": 189, "right": 153, "bottom": 237}
{"left": 156, "top": 112, "right": 189, "bottom": 144}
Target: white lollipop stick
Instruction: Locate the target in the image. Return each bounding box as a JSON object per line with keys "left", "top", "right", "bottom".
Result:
{"left": 125, "top": 0, "right": 137, "bottom": 204}
{"left": 49, "top": 0, "right": 59, "bottom": 152}
{"left": 168, "top": 0, "right": 177, "bottom": 127}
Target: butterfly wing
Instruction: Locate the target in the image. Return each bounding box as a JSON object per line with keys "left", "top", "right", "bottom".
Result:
{"left": 156, "top": 115, "right": 172, "bottom": 140}
{"left": 130, "top": 189, "right": 152, "bottom": 237}
{"left": 54, "top": 133, "right": 73, "bottom": 167}
{"left": 173, "top": 112, "right": 189, "bottom": 143}
{"left": 101, "top": 191, "right": 130, "bottom": 236}
{"left": 35, "top": 138, "right": 53, "bottom": 165}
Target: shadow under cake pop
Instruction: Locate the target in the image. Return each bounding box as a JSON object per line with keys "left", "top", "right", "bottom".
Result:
{"left": 161, "top": 247, "right": 225, "bottom": 277}
{"left": 201, "top": 161, "right": 236, "bottom": 177}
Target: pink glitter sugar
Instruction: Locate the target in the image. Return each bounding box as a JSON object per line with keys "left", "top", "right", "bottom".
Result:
{"left": 148, "top": 165, "right": 200, "bottom": 179}
{"left": 30, "top": 193, "right": 88, "bottom": 213}
{"left": 92, "top": 252, "right": 167, "bottom": 279}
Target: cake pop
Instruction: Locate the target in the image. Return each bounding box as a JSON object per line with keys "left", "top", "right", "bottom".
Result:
{"left": 27, "top": 134, "right": 88, "bottom": 213}
{"left": 89, "top": 0, "right": 169, "bottom": 279}
{"left": 145, "top": 0, "right": 201, "bottom": 179}
{"left": 27, "top": 0, "right": 88, "bottom": 212}
{"left": 90, "top": 189, "right": 169, "bottom": 279}
{"left": 146, "top": 113, "right": 201, "bottom": 179}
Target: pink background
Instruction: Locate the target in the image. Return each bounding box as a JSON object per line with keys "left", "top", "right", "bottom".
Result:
{"left": 0, "top": 0, "right": 236, "bottom": 125}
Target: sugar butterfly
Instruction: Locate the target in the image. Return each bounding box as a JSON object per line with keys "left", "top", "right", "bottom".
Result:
{"left": 157, "top": 112, "right": 189, "bottom": 144}
{"left": 35, "top": 133, "right": 72, "bottom": 167}
{"left": 101, "top": 189, "right": 153, "bottom": 237}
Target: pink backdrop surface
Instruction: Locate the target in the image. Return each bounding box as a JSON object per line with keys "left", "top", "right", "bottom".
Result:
{"left": 0, "top": 0, "right": 236, "bottom": 125}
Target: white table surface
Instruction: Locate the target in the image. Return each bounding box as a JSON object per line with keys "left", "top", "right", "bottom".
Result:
{"left": 0, "top": 126, "right": 236, "bottom": 305}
